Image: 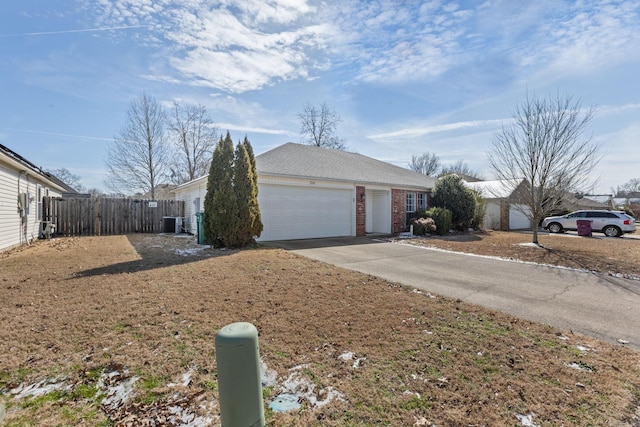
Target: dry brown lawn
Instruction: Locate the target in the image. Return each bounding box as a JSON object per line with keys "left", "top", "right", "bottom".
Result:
{"left": 0, "top": 232, "right": 639, "bottom": 426}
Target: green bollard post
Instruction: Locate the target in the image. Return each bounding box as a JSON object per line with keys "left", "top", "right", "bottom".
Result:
{"left": 216, "top": 322, "right": 265, "bottom": 427}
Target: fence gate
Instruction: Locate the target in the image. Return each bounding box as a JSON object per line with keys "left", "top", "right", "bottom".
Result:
{"left": 43, "top": 197, "right": 185, "bottom": 236}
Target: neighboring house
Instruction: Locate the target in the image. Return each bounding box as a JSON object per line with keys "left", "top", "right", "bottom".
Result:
{"left": 174, "top": 143, "right": 436, "bottom": 241}
{"left": 561, "top": 194, "right": 611, "bottom": 212}
{"left": 0, "top": 144, "right": 72, "bottom": 251}
{"left": 466, "top": 179, "right": 612, "bottom": 231}
{"left": 464, "top": 179, "right": 532, "bottom": 230}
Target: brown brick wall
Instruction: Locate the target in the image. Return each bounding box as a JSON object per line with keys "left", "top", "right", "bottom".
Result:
{"left": 356, "top": 186, "right": 366, "bottom": 236}
{"left": 392, "top": 189, "right": 407, "bottom": 233}
{"left": 500, "top": 200, "right": 509, "bottom": 231}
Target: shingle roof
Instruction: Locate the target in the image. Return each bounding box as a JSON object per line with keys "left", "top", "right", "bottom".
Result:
{"left": 464, "top": 179, "right": 525, "bottom": 199}
{"left": 256, "top": 143, "right": 435, "bottom": 189}
{"left": 0, "top": 143, "right": 75, "bottom": 192}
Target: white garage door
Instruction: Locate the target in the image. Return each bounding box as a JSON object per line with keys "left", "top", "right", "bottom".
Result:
{"left": 258, "top": 184, "right": 353, "bottom": 241}
{"left": 509, "top": 204, "right": 532, "bottom": 229}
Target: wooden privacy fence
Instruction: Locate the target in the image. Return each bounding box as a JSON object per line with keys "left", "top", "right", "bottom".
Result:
{"left": 43, "top": 197, "right": 185, "bottom": 236}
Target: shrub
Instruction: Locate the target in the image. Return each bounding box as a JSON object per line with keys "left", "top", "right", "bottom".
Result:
{"left": 470, "top": 189, "right": 486, "bottom": 230}
{"left": 423, "top": 207, "right": 452, "bottom": 236}
{"left": 412, "top": 217, "right": 436, "bottom": 235}
{"left": 431, "top": 174, "right": 477, "bottom": 230}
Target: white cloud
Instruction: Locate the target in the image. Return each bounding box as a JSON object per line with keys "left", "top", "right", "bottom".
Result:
{"left": 522, "top": 1, "right": 640, "bottom": 77}
{"left": 87, "top": 0, "right": 333, "bottom": 93}
{"left": 368, "top": 118, "right": 505, "bottom": 141}
{"left": 330, "top": 0, "right": 472, "bottom": 83}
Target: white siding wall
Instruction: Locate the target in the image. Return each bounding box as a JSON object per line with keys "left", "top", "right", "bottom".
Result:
{"left": 173, "top": 177, "right": 208, "bottom": 235}
{"left": 0, "top": 162, "right": 62, "bottom": 252}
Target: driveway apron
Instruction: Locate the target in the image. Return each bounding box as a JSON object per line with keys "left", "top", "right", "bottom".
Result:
{"left": 268, "top": 237, "right": 640, "bottom": 351}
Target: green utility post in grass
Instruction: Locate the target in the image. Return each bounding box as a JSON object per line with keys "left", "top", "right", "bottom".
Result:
{"left": 216, "top": 322, "right": 265, "bottom": 427}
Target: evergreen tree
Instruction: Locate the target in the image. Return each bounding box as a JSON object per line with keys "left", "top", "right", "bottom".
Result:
{"left": 233, "top": 142, "right": 254, "bottom": 246}
{"left": 203, "top": 132, "right": 236, "bottom": 247}
{"left": 431, "top": 174, "right": 477, "bottom": 230}
{"left": 242, "top": 136, "right": 263, "bottom": 238}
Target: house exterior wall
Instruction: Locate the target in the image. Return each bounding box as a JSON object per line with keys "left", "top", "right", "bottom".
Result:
{"left": 0, "top": 161, "right": 63, "bottom": 252}
{"left": 173, "top": 176, "right": 207, "bottom": 235}
{"left": 174, "top": 173, "right": 429, "bottom": 241}
{"left": 483, "top": 200, "right": 502, "bottom": 230}
{"left": 391, "top": 189, "right": 407, "bottom": 233}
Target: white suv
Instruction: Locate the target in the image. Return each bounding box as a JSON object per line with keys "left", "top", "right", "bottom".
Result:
{"left": 541, "top": 210, "right": 636, "bottom": 237}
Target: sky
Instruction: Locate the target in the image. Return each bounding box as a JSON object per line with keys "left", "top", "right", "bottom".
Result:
{"left": 1, "top": 0, "right": 639, "bottom": 194}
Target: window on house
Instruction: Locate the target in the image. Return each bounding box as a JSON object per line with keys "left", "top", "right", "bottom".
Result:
{"left": 406, "top": 192, "right": 415, "bottom": 213}
{"left": 194, "top": 197, "right": 201, "bottom": 213}
{"left": 417, "top": 193, "right": 427, "bottom": 210}
{"left": 37, "top": 185, "right": 43, "bottom": 220}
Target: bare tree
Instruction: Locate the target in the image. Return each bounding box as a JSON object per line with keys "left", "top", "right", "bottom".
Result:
{"left": 620, "top": 178, "right": 640, "bottom": 197}
{"left": 488, "top": 93, "right": 600, "bottom": 244}
{"left": 409, "top": 152, "right": 440, "bottom": 176}
{"left": 168, "top": 101, "right": 218, "bottom": 184}
{"left": 105, "top": 93, "right": 170, "bottom": 200}
{"left": 439, "top": 160, "right": 483, "bottom": 180}
{"left": 49, "top": 167, "right": 84, "bottom": 192}
{"left": 298, "top": 102, "right": 346, "bottom": 150}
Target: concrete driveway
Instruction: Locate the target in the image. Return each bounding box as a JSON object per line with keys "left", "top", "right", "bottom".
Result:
{"left": 267, "top": 237, "right": 640, "bottom": 351}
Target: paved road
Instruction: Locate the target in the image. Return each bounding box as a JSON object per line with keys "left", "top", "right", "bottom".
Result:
{"left": 267, "top": 237, "right": 640, "bottom": 351}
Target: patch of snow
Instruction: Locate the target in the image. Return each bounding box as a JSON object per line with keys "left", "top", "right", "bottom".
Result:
{"left": 576, "top": 345, "right": 589, "bottom": 352}
{"left": 100, "top": 376, "right": 138, "bottom": 410}
{"left": 168, "top": 371, "right": 194, "bottom": 388}
{"left": 97, "top": 368, "right": 138, "bottom": 411}
{"left": 338, "top": 352, "right": 355, "bottom": 361}
{"left": 352, "top": 357, "right": 366, "bottom": 369}
{"left": 516, "top": 412, "right": 540, "bottom": 426}
{"left": 167, "top": 403, "right": 216, "bottom": 427}
{"left": 271, "top": 364, "right": 345, "bottom": 411}
{"left": 558, "top": 335, "right": 569, "bottom": 341}
{"left": 337, "top": 351, "right": 365, "bottom": 369}
{"left": 10, "top": 378, "right": 71, "bottom": 399}
{"left": 175, "top": 247, "right": 207, "bottom": 256}
{"left": 260, "top": 358, "right": 278, "bottom": 387}
{"left": 617, "top": 338, "right": 630, "bottom": 345}
{"left": 564, "top": 362, "right": 594, "bottom": 372}
{"left": 412, "top": 289, "right": 437, "bottom": 298}
{"left": 517, "top": 242, "right": 543, "bottom": 248}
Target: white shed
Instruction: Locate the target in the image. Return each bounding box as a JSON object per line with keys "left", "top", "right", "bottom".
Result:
{"left": 0, "top": 144, "right": 70, "bottom": 251}
{"left": 174, "top": 143, "right": 435, "bottom": 242}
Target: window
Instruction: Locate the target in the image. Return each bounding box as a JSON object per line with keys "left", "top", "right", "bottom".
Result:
{"left": 586, "top": 211, "right": 616, "bottom": 218}
{"left": 193, "top": 197, "right": 201, "bottom": 213}
{"left": 406, "top": 192, "right": 415, "bottom": 213}
{"left": 417, "top": 193, "right": 427, "bottom": 210}
{"left": 567, "top": 212, "right": 586, "bottom": 218}
{"left": 37, "top": 185, "right": 43, "bottom": 220}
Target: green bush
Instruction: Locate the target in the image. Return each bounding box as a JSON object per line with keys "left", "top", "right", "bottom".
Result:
{"left": 470, "top": 189, "right": 486, "bottom": 230}
{"left": 422, "top": 207, "right": 452, "bottom": 236}
{"left": 431, "top": 175, "right": 476, "bottom": 230}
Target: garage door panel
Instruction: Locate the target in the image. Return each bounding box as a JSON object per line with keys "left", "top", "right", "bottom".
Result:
{"left": 258, "top": 184, "right": 353, "bottom": 241}
{"left": 509, "top": 205, "right": 532, "bottom": 230}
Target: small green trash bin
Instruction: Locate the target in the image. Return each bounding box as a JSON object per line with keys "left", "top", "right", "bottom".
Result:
{"left": 195, "top": 212, "right": 206, "bottom": 244}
